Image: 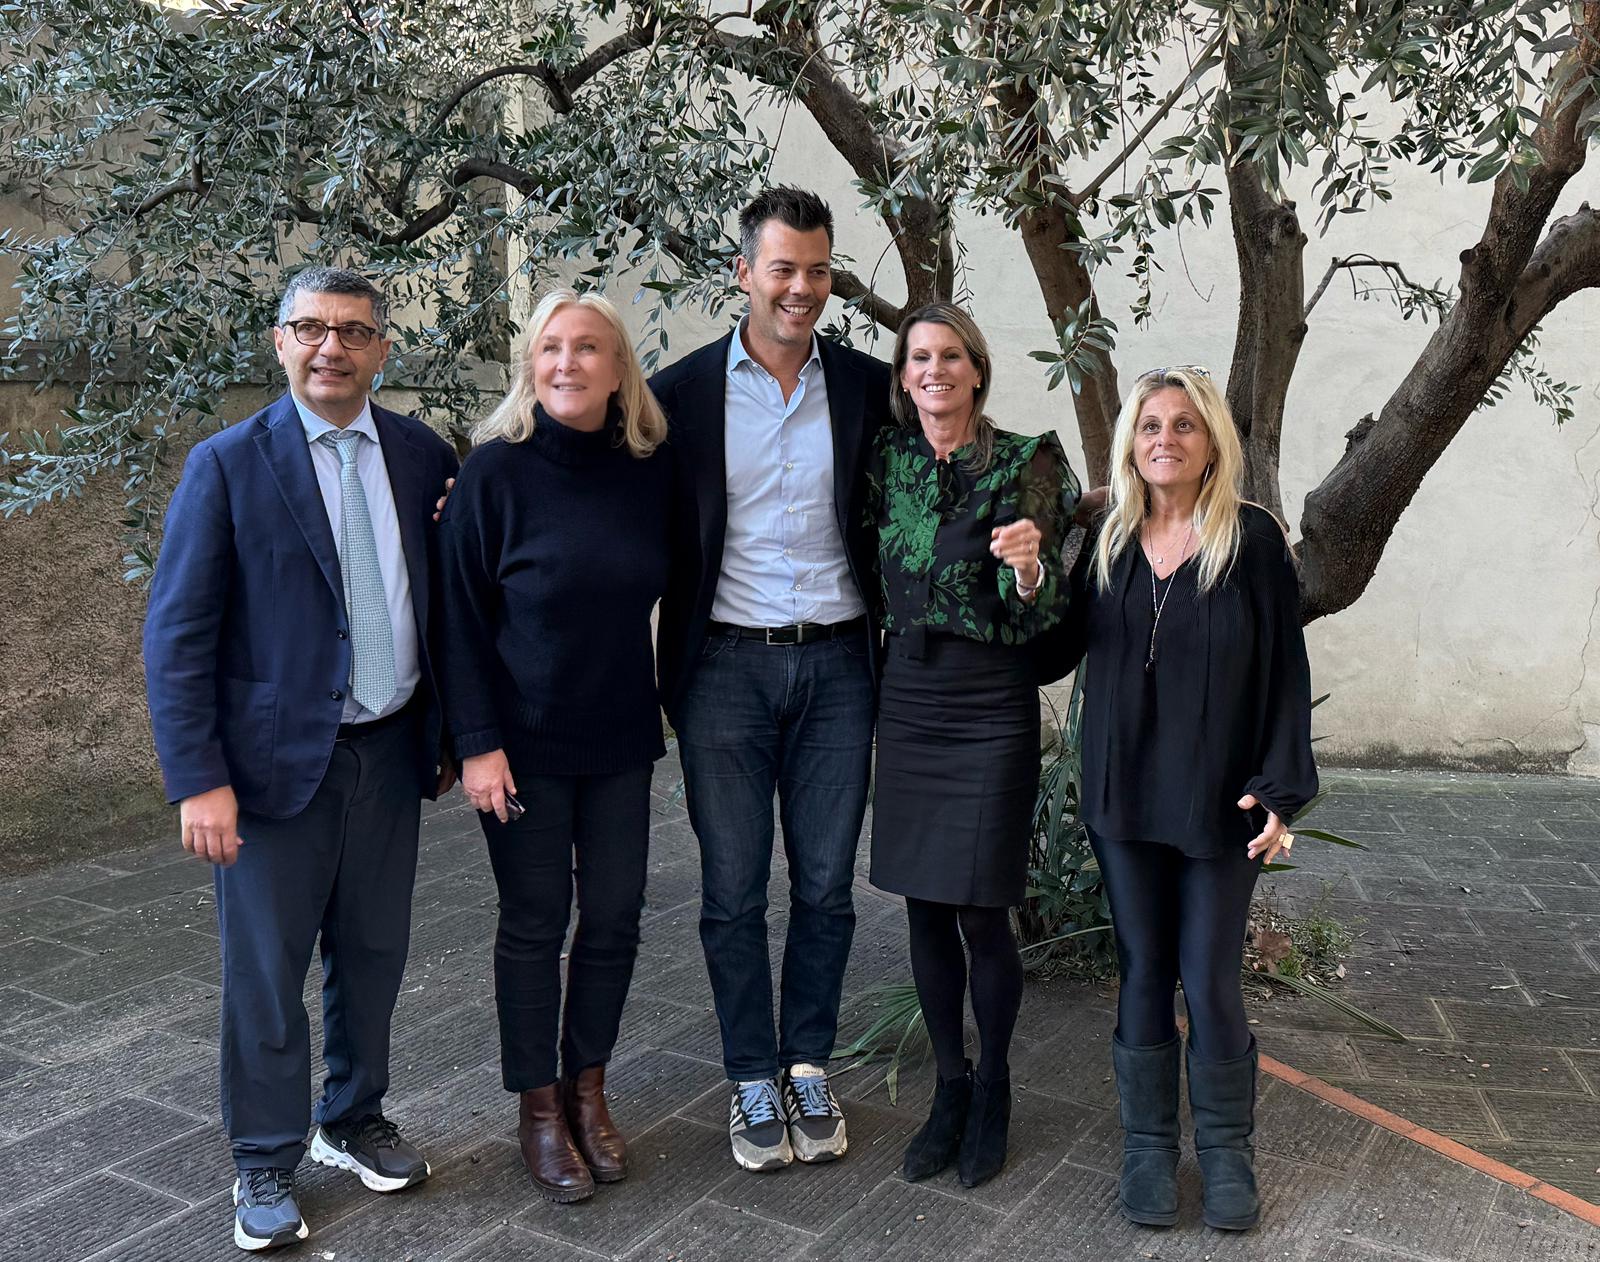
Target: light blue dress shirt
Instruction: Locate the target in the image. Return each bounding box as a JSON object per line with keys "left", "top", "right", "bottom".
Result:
{"left": 710, "top": 322, "right": 866, "bottom": 628}
{"left": 293, "top": 396, "right": 420, "bottom": 722}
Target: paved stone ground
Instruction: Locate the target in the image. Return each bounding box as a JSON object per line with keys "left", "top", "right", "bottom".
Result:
{"left": 0, "top": 765, "right": 1597, "bottom": 1261}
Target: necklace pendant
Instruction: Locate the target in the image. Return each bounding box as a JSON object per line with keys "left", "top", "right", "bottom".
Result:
{"left": 1153, "top": 554, "right": 1164, "bottom": 564}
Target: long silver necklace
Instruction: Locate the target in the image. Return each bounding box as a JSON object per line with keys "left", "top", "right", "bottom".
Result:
{"left": 1144, "top": 521, "right": 1193, "bottom": 674}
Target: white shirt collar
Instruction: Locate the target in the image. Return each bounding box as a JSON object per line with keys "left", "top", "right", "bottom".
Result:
{"left": 726, "top": 317, "right": 821, "bottom": 380}
{"left": 293, "top": 394, "right": 377, "bottom": 445}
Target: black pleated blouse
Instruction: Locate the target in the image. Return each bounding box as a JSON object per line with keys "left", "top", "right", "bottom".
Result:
{"left": 1061, "top": 503, "right": 1318, "bottom": 858}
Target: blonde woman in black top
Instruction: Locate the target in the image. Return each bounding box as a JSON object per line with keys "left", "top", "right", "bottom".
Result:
{"left": 1059, "top": 367, "right": 1317, "bottom": 1231}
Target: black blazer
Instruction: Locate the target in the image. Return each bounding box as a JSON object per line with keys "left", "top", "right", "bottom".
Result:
{"left": 649, "top": 332, "right": 892, "bottom": 724}
{"left": 143, "top": 393, "right": 459, "bottom": 817}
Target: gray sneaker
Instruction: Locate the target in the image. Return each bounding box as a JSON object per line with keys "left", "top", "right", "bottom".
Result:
{"left": 783, "top": 1064, "right": 847, "bottom": 1162}
{"left": 232, "top": 1167, "right": 308, "bottom": 1252}
{"left": 728, "top": 1078, "right": 792, "bottom": 1172}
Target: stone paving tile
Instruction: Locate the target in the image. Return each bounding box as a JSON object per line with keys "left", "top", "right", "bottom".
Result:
{"left": 137, "top": 1058, "right": 221, "bottom": 1125}
{"left": 1358, "top": 875, "right": 1543, "bottom": 910}
{"left": 0, "top": 1170, "right": 188, "bottom": 1261}
{"left": 1492, "top": 1179, "right": 1600, "bottom": 1236}
{"left": 624, "top": 1199, "right": 814, "bottom": 1262}
{"left": 1428, "top": 857, "right": 1600, "bottom": 888}
{"left": 1470, "top": 1213, "right": 1600, "bottom": 1260}
{"left": 45, "top": 888, "right": 219, "bottom": 951}
{"left": 1256, "top": 1027, "right": 1365, "bottom": 1079}
{"left": 1567, "top": 1049, "right": 1600, "bottom": 1094}
{"left": 310, "top": 1137, "right": 536, "bottom": 1262}
{"left": 1, "top": 973, "right": 220, "bottom": 1060}
{"left": 0, "top": 1094, "right": 198, "bottom": 1207}
{"left": 706, "top": 1100, "right": 914, "bottom": 1232}
{"left": 1320, "top": 1078, "right": 1500, "bottom": 1143}
{"left": 21, "top": 927, "right": 219, "bottom": 1004}
{"left": 0, "top": 1046, "right": 39, "bottom": 1087}
{"left": 112, "top": 1123, "right": 235, "bottom": 1203}
{"left": 1250, "top": 988, "right": 1453, "bottom": 1040}
{"left": 603, "top": 1046, "right": 724, "bottom": 1134}
{"left": 0, "top": 1027, "right": 194, "bottom": 1130}
{"left": 803, "top": 1178, "right": 1004, "bottom": 1262}
{"left": 61, "top": 859, "right": 215, "bottom": 912}
{"left": 454, "top": 1224, "right": 614, "bottom": 1261}
{"left": 0, "top": 986, "right": 68, "bottom": 1032}
{"left": 1329, "top": 1131, "right": 1499, "bottom": 1258}
{"left": 1533, "top": 884, "right": 1600, "bottom": 914}
{"left": 0, "top": 862, "right": 129, "bottom": 913}
{"left": 1484, "top": 1088, "right": 1600, "bottom": 1143}
{"left": 1475, "top": 1143, "right": 1600, "bottom": 1204}
{"left": 513, "top": 1116, "right": 730, "bottom": 1256}
{"left": 1349, "top": 1036, "right": 1587, "bottom": 1092}
{"left": 0, "top": 895, "right": 109, "bottom": 947}
{"left": 1438, "top": 1001, "right": 1599, "bottom": 1050}
{"left": 1256, "top": 1079, "right": 1376, "bottom": 1172}
{"left": 1469, "top": 907, "right": 1600, "bottom": 943}
{"left": 1421, "top": 930, "right": 1600, "bottom": 975}
{"left": 1519, "top": 972, "right": 1600, "bottom": 1008}
{"left": 0, "top": 935, "right": 93, "bottom": 987}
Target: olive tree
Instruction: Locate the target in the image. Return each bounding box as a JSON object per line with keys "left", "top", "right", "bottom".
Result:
{"left": 3, "top": 0, "right": 1597, "bottom": 614}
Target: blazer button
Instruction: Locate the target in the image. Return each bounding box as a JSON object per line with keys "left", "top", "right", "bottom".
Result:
{"left": 330, "top": 690, "right": 343, "bottom": 701}
{"left": 336, "top": 629, "right": 348, "bottom": 640}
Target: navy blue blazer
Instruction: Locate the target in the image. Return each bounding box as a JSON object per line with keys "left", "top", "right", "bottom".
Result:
{"left": 649, "top": 333, "right": 891, "bottom": 724}
{"left": 143, "top": 393, "right": 460, "bottom": 818}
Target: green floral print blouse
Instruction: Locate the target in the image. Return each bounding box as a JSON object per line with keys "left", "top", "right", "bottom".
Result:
{"left": 866, "top": 423, "right": 1082, "bottom": 645}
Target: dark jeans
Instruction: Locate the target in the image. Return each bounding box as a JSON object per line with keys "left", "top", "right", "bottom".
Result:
{"left": 217, "top": 718, "right": 421, "bottom": 1171}
{"left": 676, "top": 629, "right": 875, "bottom": 1081}
{"left": 1088, "top": 829, "right": 1262, "bottom": 1061}
{"left": 480, "top": 765, "right": 652, "bottom": 1091}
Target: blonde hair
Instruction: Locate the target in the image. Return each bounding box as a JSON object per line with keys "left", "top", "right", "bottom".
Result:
{"left": 890, "top": 302, "right": 996, "bottom": 473}
{"left": 1093, "top": 367, "right": 1244, "bottom": 593}
{"left": 474, "top": 289, "right": 666, "bottom": 457}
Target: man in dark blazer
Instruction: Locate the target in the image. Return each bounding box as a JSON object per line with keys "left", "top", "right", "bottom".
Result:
{"left": 143, "top": 267, "right": 458, "bottom": 1252}
{"left": 651, "top": 188, "right": 891, "bottom": 1174}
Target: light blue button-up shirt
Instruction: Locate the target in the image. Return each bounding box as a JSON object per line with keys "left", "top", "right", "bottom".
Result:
{"left": 710, "top": 322, "right": 865, "bottom": 628}
{"left": 294, "top": 396, "right": 420, "bottom": 722}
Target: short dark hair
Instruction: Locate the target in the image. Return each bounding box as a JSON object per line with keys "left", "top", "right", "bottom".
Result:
{"left": 738, "top": 187, "right": 834, "bottom": 266}
{"left": 277, "top": 266, "right": 389, "bottom": 331}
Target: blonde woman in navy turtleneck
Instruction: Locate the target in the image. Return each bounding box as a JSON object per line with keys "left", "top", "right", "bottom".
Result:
{"left": 438, "top": 290, "right": 668, "bottom": 1207}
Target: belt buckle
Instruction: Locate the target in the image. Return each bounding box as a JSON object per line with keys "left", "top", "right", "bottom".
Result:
{"left": 766, "top": 625, "right": 800, "bottom": 646}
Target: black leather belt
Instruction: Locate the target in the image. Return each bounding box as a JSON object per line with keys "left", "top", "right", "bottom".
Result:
{"left": 707, "top": 616, "right": 867, "bottom": 646}
{"left": 336, "top": 699, "right": 416, "bottom": 741}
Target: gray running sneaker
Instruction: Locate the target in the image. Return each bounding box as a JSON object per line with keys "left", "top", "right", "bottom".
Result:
{"left": 232, "top": 1167, "right": 308, "bottom": 1252}
{"left": 783, "top": 1063, "right": 848, "bottom": 1162}
{"left": 728, "top": 1078, "right": 793, "bottom": 1171}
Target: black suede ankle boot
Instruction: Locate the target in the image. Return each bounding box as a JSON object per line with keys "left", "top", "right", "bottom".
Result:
{"left": 902, "top": 1061, "right": 973, "bottom": 1181}
{"left": 1187, "top": 1037, "right": 1260, "bottom": 1230}
{"left": 1111, "top": 1035, "right": 1181, "bottom": 1227}
{"left": 956, "top": 1072, "right": 1010, "bottom": 1188}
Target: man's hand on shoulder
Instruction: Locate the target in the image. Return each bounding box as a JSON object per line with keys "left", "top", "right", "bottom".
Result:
{"left": 181, "top": 785, "right": 243, "bottom": 866}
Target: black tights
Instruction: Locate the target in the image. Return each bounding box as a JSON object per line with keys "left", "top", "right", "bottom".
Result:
{"left": 1089, "top": 830, "right": 1262, "bottom": 1061}
{"left": 906, "top": 898, "right": 1023, "bottom": 1084}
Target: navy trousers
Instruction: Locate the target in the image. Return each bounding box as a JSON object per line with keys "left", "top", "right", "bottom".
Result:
{"left": 675, "top": 629, "right": 875, "bottom": 1081}
{"left": 215, "top": 717, "right": 422, "bottom": 1171}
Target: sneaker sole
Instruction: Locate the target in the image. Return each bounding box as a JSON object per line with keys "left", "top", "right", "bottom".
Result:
{"left": 790, "top": 1128, "right": 847, "bottom": 1164}
{"left": 731, "top": 1135, "right": 794, "bottom": 1172}
{"left": 309, "top": 1131, "right": 429, "bottom": 1193}
{"left": 232, "top": 1181, "right": 309, "bottom": 1252}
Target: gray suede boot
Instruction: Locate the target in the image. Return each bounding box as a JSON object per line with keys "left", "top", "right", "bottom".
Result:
{"left": 1186, "top": 1036, "right": 1260, "bottom": 1231}
{"left": 1111, "top": 1035, "right": 1181, "bottom": 1227}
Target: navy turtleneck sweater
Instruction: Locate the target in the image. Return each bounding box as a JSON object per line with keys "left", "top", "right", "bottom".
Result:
{"left": 438, "top": 402, "right": 669, "bottom": 775}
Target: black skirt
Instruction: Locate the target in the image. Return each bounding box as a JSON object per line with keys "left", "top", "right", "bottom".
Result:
{"left": 869, "top": 633, "right": 1041, "bottom": 907}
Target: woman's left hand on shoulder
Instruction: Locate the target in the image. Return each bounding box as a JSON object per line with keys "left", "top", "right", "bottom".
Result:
{"left": 1240, "top": 793, "right": 1293, "bottom": 864}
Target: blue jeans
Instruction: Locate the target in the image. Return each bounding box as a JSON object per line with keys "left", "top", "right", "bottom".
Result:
{"left": 676, "top": 628, "right": 875, "bottom": 1081}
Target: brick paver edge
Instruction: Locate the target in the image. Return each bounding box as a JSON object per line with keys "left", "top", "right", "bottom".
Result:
{"left": 1259, "top": 1049, "right": 1600, "bottom": 1230}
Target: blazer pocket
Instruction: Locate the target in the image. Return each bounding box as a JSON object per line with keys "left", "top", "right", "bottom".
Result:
{"left": 218, "top": 677, "right": 278, "bottom": 794}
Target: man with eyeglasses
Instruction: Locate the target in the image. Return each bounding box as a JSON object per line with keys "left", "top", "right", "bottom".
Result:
{"left": 143, "top": 265, "right": 458, "bottom": 1251}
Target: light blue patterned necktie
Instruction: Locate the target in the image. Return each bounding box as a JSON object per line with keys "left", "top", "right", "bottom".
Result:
{"left": 318, "top": 428, "right": 396, "bottom": 715}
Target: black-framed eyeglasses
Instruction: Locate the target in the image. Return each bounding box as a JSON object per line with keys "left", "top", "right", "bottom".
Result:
{"left": 281, "top": 319, "right": 380, "bottom": 350}
{"left": 1138, "top": 364, "right": 1211, "bottom": 381}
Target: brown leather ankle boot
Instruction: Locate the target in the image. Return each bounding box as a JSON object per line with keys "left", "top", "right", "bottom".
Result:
{"left": 563, "top": 1064, "right": 628, "bottom": 1182}
{"left": 518, "top": 1084, "right": 595, "bottom": 1203}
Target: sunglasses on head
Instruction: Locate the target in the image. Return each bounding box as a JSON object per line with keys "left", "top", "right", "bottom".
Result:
{"left": 1138, "top": 364, "right": 1211, "bottom": 381}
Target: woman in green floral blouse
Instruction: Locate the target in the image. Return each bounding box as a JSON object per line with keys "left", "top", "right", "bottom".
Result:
{"left": 866, "top": 302, "right": 1081, "bottom": 1189}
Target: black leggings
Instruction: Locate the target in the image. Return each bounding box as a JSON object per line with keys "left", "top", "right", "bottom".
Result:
{"left": 906, "top": 898, "right": 1023, "bottom": 1084}
{"left": 1089, "top": 830, "right": 1261, "bottom": 1061}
